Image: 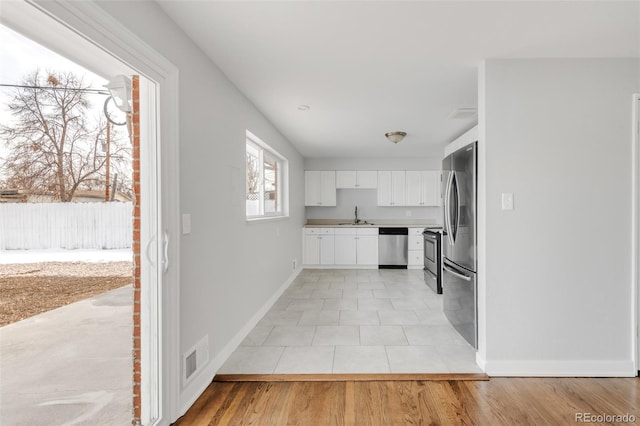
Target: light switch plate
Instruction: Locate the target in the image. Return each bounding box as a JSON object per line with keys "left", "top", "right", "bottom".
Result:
{"left": 501, "top": 193, "right": 514, "bottom": 210}
{"left": 182, "top": 213, "right": 191, "bottom": 234}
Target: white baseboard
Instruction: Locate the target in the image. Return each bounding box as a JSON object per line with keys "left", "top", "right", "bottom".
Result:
{"left": 303, "top": 264, "right": 378, "bottom": 269}
{"left": 177, "top": 266, "right": 303, "bottom": 417}
{"left": 483, "top": 359, "right": 636, "bottom": 377}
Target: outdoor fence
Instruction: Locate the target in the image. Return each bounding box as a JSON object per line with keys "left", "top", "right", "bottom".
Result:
{"left": 0, "top": 202, "right": 133, "bottom": 250}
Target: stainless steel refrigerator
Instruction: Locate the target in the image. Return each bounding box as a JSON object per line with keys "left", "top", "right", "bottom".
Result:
{"left": 442, "top": 142, "right": 477, "bottom": 349}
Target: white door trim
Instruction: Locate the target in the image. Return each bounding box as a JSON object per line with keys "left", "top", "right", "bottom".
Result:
{"left": 633, "top": 93, "right": 640, "bottom": 374}
{"left": 23, "top": 1, "right": 182, "bottom": 423}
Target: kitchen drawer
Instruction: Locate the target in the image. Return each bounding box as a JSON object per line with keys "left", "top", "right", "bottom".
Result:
{"left": 409, "top": 228, "right": 424, "bottom": 236}
{"left": 305, "top": 227, "right": 334, "bottom": 235}
{"left": 357, "top": 228, "right": 378, "bottom": 236}
{"left": 408, "top": 250, "right": 423, "bottom": 266}
{"left": 409, "top": 235, "right": 423, "bottom": 250}
{"left": 334, "top": 227, "right": 357, "bottom": 235}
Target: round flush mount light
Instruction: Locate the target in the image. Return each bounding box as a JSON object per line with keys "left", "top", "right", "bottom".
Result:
{"left": 385, "top": 131, "right": 407, "bottom": 144}
{"left": 297, "top": 104, "right": 310, "bottom": 111}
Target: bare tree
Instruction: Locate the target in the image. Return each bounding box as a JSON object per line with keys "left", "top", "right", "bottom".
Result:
{"left": 246, "top": 152, "right": 259, "bottom": 195}
{"left": 0, "top": 69, "right": 131, "bottom": 201}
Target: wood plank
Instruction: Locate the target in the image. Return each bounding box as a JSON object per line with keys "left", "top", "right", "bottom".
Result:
{"left": 174, "top": 377, "right": 640, "bottom": 425}
{"left": 213, "top": 373, "right": 489, "bottom": 382}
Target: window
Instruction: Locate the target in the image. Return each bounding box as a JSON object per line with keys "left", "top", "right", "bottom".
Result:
{"left": 246, "top": 131, "right": 288, "bottom": 219}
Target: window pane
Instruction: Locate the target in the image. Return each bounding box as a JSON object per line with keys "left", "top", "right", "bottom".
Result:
{"left": 263, "top": 152, "right": 278, "bottom": 214}
{"left": 246, "top": 150, "right": 260, "bottom": 216}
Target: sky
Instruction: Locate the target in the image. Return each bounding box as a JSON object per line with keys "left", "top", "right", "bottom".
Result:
{"left": 0, "top": 23, "right": 113, "bottom": 178}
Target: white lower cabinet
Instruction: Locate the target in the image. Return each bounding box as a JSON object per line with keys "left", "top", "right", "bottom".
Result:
{"left": 304, "top": 227, "right": 378, "bottom": 266}
{"left": 356, "top": 233, "right": 378, "bottom": 265}
{"left": 408, "top": 227, "right": 424, "bottom": 268}
{"left": 304, "top": 228, "right": 335, "bottom": 265}
{"left": 334, "top": 231, "right": 357, "bottom": 265}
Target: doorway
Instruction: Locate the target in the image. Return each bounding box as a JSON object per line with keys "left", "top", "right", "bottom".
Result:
{"left": 0, "top": 2, "right": 179, "bottom": 424}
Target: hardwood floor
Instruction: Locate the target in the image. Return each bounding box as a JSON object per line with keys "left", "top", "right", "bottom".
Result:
{"left": 174, "top": 377, "right": 640, "bottom": 425}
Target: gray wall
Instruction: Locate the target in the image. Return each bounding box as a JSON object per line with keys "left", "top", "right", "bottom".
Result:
{"left": 480, "top": 58, "right": 640, "bottom": 375}
{"left": 96, "top": 0, "right": 305, "bottom": 400}
{"left": 304, "top": 157, "right": 442, "bottom": 222}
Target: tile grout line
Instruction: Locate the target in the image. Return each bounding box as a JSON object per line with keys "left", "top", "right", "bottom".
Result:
{"left": 271, "top": 346, "right": 286, "bottom": 374}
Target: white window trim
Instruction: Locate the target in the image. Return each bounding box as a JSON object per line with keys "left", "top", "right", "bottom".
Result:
{"left": 246, "top": 130, "right": 289, "bottom": 221}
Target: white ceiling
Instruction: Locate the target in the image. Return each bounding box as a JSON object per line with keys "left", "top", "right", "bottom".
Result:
{"left": 158, "top": 1, "right": 640, "bottom": 158}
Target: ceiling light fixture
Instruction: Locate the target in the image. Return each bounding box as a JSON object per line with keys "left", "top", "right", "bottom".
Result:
{"left": 385, "top": 131, "right": 407, "bottom": 144}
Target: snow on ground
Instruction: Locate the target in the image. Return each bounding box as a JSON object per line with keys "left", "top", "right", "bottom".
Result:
{"left": 0, "top": 249, "right": 132, "bottom": 264}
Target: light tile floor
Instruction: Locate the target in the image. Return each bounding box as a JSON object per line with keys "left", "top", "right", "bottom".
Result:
{"left": 218, "top": 269, "right": 483, "bottom": 375}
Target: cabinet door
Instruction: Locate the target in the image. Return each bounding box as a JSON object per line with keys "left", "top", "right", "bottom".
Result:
{"left": 334, "top": 235, "right": 357, "bottom": 265}
{"left": 320, "top": 171, "right": 337, "bottom": 206}
{"left": 377, "top": 171, "right": 393, "bottom": 206}
{"left": 408, "top": 250, "right": 423, "bottom": 266}
{"left": 319, "top": 235, "right": 335, "bottom": 264}
{"left": 405, "top": 171, "right": 421, "bottom": 206}
{"left": 336, "top": 171, "right": 357, "bottom": 189}
{"left": 421, "top": 171, "right": 441, "bottom": 206}
{"left": 356, "top": 171, "right": 377, "bottom": 189}
{"left": 304, "top": 235, "right": 320, "bottom": 264}
{"left": 391, "top": 171, "right": 406, "bottom": 206}
{"left": 357, "top": 235, "right": 379, "bottom": 265}
{"left": 304, "top": 171, "right": 321, "bottom": 206}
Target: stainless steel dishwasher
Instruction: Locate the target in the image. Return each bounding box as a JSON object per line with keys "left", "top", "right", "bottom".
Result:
{"left": 378, "top": 228, "right": 408, "bottom": 269}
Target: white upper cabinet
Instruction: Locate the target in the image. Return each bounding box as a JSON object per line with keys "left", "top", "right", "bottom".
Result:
{"left": 336, "top": 171, "right": 377, "bottom": 189}
{"left": 377, "top": 171, "right": 406, "bottom": 206}
{"left": 405, "top": 171, "right": 441, "bottom": 206}
{"left": 305, "top": 171, "right": 336, "bottom": 206}
{"left": 356, "top": 171, "right": 377, "bottom": 188}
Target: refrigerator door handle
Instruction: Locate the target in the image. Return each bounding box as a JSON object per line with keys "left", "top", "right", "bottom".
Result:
{"left": 444, "top": 172, "right": 454, "bottom": 247}
{"left": 453, "top": 171, "right": 460, "bottom": 243}
{"left": 443, "top": 262, "right": 472, "bottom": 282}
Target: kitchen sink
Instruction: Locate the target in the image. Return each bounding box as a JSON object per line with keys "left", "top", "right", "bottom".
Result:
{"left": 337, "top": 222, "right": 376, "bottom": 226}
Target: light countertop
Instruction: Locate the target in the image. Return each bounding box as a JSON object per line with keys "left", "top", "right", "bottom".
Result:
{"left": 304, "top": 219, "right": 442, "bottom": 229}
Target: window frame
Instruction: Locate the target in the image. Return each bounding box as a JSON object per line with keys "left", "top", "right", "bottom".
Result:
{"left": 245, "top": 130, "right": 288, "bottom": 221}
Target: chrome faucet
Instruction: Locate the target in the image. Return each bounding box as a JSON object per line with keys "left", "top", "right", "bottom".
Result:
{"left": 354, "top": 206, "right": 360, "bottom": 224}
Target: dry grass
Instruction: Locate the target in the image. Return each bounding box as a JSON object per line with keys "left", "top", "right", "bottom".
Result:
{"left": 0, "top": 262, "right": 132, "bottom": 327}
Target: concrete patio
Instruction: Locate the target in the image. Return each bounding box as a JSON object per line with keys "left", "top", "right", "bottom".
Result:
{"left": 0, "top": 285, "right": 133, "bottom": 425}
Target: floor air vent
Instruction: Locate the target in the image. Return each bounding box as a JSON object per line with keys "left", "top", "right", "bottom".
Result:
{"left": 183, "top": 335, "right": 209, "bottom": 382}
{"left": 185, "top": 351, "right": 197, "bottom": 380}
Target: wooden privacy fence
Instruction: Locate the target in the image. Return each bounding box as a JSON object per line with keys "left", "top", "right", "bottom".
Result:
{"left": 0, "top": 202, "right": 133, "bottom": 250}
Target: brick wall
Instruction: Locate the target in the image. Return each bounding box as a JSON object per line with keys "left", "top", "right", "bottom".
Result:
{"left": 131, "top": 75, "right": 142, "bottom": 424}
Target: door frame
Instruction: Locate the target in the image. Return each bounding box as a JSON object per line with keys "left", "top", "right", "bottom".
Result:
{"left": 633, "top": 93, "right": 640, "bottom": 373}
{"left": 21, "top": 1, "right": 182, "bottom": 423}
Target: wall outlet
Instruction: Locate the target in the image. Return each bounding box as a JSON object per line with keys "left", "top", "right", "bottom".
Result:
{"left": 405, "top": 210, "right": 412, "bottom": 217}
{"left": 182, "top": 213, "right": 191, "bottom": 235}
{"left": 292, "top": 259, "right": 297, "bottom": 270}
{"left": 501, "top": 193, "right": 514, "bottom": 210}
